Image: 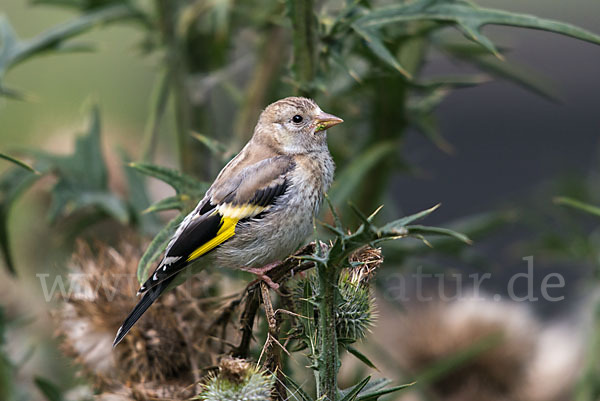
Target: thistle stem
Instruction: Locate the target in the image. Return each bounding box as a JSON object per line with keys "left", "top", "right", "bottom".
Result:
{"left": 289, "top": 0, "right": 317, "bottom": 97}
{"left": 316, "top": 262, "right": 340, "bottom": 400}
{"left": 155, "top": 0, "right": 194, "bottom": 174}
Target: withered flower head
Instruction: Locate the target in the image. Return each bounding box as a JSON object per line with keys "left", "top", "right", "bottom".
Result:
{"left": 394, "top": 296, "right": 539, "bottom": 401}
{"left": 56, "top": 237, "right": 220, "bottom": 400}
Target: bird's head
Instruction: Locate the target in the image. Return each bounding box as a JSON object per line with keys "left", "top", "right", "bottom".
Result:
{"left": 254, "top": 97, "right": 343, "bottom": 154}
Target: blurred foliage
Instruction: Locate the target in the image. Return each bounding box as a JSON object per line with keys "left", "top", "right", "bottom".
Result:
{"left": 537, "top": 186, "right": 600, "bottom": 401}
{"left": 0, "top": 153, "right": 37, "bottom": 173}
{"left": 1, "top": 0, "right": 600, "bottom": 400}
{"left": 0, "top": 108, "right": 154, "bottom": 274}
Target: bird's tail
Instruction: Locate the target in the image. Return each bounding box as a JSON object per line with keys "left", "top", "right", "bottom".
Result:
{"left": 112, "top": 274, "right": 177, "bottom": 347}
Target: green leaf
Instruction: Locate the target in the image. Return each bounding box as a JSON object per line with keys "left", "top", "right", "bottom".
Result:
{"left": 137, "top": 213, "right": 185, "bottom": 283}
{"left": 119, "top": 150, "right": 161, "bottom": 235}
{"left": 384, "top": 210, "right": 514, "bottom": 262}
{"left": 34, "top": 377, "right": 64, "bottom": 401}
{"left": 351, "top": 25, "right": 411, "bottom": 78}
{"left": 355, "top": 378, "right": 393, "bottom": 397}
{"left": 346, "top": 345, "right": 378, "bottom": 370}
{"left": 279, "top": 370, "right": 314, "bottom": 401}
{"left": 31, "top": 0, "right": 129, "bottom": 11}
{"left": 128, "top": 162, "right": 209, "bottom": 198}
{"left": 143, "top": 195, "right": 186, "bottom": 214}
{"left": 411, "top": 113, "right": 454, "bottom": 154}
{"left": 554, "top": 197, "right": 600, "bottom": 218}
{"left": 405, "top": 224, "right": 473, "bottom": 244}
{"left": 330, "top": 141, "right": 397, "bottom": 206}
{"left": 192, "top": 132, "right": 230, "bottom": 155}
{"left": 340, "top": 376, "right": 372, "bottom": 401}
{"left": 0, "top": 165, "right": 47, "bottom": 274}
{"left": 0, "top": 153, "right": 37, "bottom": 173}
{"left": 0, "top": 5, "right": 142, "bottom": 96}
{"left": 439, "top": 42, "right": 559, "bottom": 100}
{"left": 38, "top": 107, "right": 129, "bottom": 224}
{"left": 380, "top": 204, "right": 441, "bottom": 233}
{"left": 356, "top": 382, "right": 414, "bottom": 401}
{"left": 354, "top": 0, "right": 600, "bottom": 59}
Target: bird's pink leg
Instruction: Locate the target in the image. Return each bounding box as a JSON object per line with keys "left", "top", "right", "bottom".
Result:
{"left": 241, "top": 261, "right": 281, "bottom": 290}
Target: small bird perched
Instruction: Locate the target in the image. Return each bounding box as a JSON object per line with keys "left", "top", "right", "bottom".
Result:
{"left": 113, "top": 97, "right": 342, "bottom": 346}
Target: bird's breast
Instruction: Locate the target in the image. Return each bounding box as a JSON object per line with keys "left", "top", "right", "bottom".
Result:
{"left": 214, "top": 150, "right": 334, "bottom": 268}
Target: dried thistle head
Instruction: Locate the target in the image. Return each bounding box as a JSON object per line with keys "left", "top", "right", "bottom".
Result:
{"left": 394, "top": 296, "right": 539, "bottom": 401}
{"left": 348, "top": 246, "right": 382, "bottom": 285}
{"left": 56, "top": 237, "right": 222, "bottom": 399}
{"left": 197, "top": 357, "right": 274, "bottom": 401}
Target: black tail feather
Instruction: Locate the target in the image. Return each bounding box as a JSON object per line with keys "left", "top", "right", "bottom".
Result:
{"left": 112, "top": 274, "right": 177, "bottom": 347}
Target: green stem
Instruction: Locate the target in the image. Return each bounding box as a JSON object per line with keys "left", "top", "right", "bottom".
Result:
{"left": 289, "top": 0, "right": 317, "bottom": 97}
{"left": 140, "top": 69, "right": 170, "bottom": 163}
{"left": 156, "top": 0, "right": 194, "bottom": 174}
{"left": 317, "top": 262, "right": 340, "bottom": 400}
{"left": 233, "top": 24, "right": 286, "bottom": 146}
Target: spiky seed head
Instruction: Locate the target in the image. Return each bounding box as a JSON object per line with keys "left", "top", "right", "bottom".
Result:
{"left": 197, "top": 357, "right": 274, "bottom": 401}
{"left": 336, "top": 270, "right": 376, "bottom": 342}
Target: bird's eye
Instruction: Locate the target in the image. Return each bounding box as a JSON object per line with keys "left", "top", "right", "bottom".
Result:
{"left": 292, "top": 115, "right": 303, "bottom": 123}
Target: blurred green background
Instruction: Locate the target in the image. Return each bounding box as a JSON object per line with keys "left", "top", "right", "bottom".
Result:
{"left": 2, "top": 0, "right": 600, "bottom": 400}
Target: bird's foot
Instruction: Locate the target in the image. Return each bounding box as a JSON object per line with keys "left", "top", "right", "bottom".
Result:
{"left": 241, "top": 261, "right": 281, "bottom": 290}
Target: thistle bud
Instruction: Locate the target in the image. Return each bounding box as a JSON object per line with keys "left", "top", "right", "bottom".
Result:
{"left": 336, "top": 270, "right": 375, "bottom": 342}
{"left": 197, "top": 358, "right": 274, "bottom": 401}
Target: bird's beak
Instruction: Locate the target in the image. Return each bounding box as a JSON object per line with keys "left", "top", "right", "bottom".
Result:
{"left": 314, "top": 112, "right": 343, "bottom": 132}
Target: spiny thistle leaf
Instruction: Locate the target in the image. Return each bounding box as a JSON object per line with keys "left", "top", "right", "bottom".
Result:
{"left": 37, "top": 107, "right": 130, "bottom": 224}
{"left": 345, "top": 345, "right": 378, "bottom": 370}
{"left": 379, "top": 203, "right": 441, "bottom": 233}
{"left": 404, "top": 224, "right": 473, "bottom": 244}
{"left": 354, "top": 378, "right": 393, "bottom": 397}
{"left": 340, "top": 376, "right": 372, "bottom": 401}
{"left": 354, "top": 0, "right": 600, "bottom": 59}
{"left": 383, "top": 210, "right": 514, "bottom": 263}
{"left": 278, "top": 371, "right": 313, "bottom": 401}
{"left": 356, "top": 382, "right": 415, "bottom": 401}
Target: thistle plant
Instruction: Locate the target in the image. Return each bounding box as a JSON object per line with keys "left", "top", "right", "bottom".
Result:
{"left": 1, "top": 0, "right": 600, "bottom": 400}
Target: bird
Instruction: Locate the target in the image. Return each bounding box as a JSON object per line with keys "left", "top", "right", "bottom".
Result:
{"left": 113, "top": 97, "right": 343, "bottom": 347}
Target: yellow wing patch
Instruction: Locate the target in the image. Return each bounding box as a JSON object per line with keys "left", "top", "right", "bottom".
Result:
{"left": 186, "top": 203, "right": 267, "bottom": 263}
{"left": 216, "top": 203, "right": 269, "bottom": 219}
{"left": 187, "top": 216, "right": 237, "bottom": 262}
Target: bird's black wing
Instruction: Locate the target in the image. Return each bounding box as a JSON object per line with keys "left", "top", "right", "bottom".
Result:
{"left": 113, "top": 157, "right": 293, "bottom": 347}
